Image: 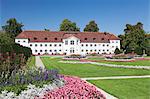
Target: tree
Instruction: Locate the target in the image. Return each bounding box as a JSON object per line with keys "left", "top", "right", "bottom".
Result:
{"left": 119, "top": 22, "right": 148, "bottom": 55}
{"left": 84, "top": 20, "right": 99, "bottom": 32}
{"left": 2, "top": 18, "right": 23, "bottom": 38}
{"left": 59, "top": 19, "right": 80, "bottom": 31}
{"left": 114, "top": 48, "right": 121, "bottom": 54}
{"left": 44, "top": 28, "right": 50, "bottom": 31}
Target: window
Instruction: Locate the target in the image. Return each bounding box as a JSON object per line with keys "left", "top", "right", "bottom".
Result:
{"left": 35, "top": 50, "right": 37, "bottom": 52}
{"left": 86, "top": 44, "right": 88, "bottom": 47}
{"left": 54, "top": 44, "right": 57, "bottom": 47}
{"left": 70, "top": 40, "right": 74, "bottom": 45}
{"left": 107, "top": 44, "right": 109, "bottom": 47}
{"left": 77, "top": 40, "right": 79, "bottom": 45}
{"left": 23, "top": 41, "right": 26, "bottom": 42}
{"left": 116, "top": 41, "right": 118, "bottom": 43}
{"left": 40, "top": 44, "right": 42, "bottom": 46}
{"left": 65, "top": 40, "right": 68, "bottom": 45}
{"left": 90, "top": 44, "right": 92, "bottom": 47}
{"left": 49, "top": 50, "right": 52, "bottom": 52}
{"left": 45, "top": 50, "right": 47, "bottom": 52}
{"left": 18, "top": 40, "right": 20, "bottom": 42}
{"left": 30, "top": 44, "right": 32, "bottom": 47}
{"left": 112, "top": 41, "right": 114, "bottom": 43}
{"left": 59, "top": 50, "right": 61, "bottom": 51}
{"left": 107, "top": 49, "right": 109, "bottom": 52}
{"left": 54, "top": 50, "right": 57, "bottom": 52}
{"left": 81, "top": 44, "right": 84, "bottom": 46}
{"left": 101, "top": 38, "right": 104, "bottom": 40}
{"left": 86, "top": 50, "right": 88, "bottom": 52}
{"left": 45, "top": 44, "right": 47, "bottom": 46}
{"left": 59, "top": 44, "right": 61, "bottom": 46}
{"left": 103, "top": 49, "right": 105, "bottom": 52}
{"left": 84, "top": 38, "right": 87, "bottom": 40}
{"left": 112, "top": 46, "right": 114, "bottom": 48}
{"left": 90, "top": 50, "right": 92, "bottom": 52}
{"left": 103, "top": 44, "right": 105, "bottom": 47}
{"left": 35, "top": 44, "right": 37, "bottom": 47}
{"left": 55, "top": 38, "right": 57, "bottom": 40}
{"left": 40, "top": 50, "right": 42, "bottom": 52}
{"left": 45, "top": 38, "right": 48, "bottom": 40}
{"left": 50, "top": 44, "right": 52, "bottom": 46}
{"left": 95, "top": 49, "right": 97, "bottom": 52}
{"left": 82, "top": 50, "right": 84, "bottom": 52}
{"left": 34, "top": 37, "right": 37, "bottom": 40}
{"left": 93, "top": 38, "right": 96, "bottom": 40}
{"left": 94, "top": 44, "right": 97, "bottom": 46}
{"left": 99, "top": 50, "right": 101, "bottom": 52}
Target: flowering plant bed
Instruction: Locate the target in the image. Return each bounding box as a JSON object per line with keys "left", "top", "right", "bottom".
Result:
{"left": 36, "top": 76, "right": 105, "bottom": 99}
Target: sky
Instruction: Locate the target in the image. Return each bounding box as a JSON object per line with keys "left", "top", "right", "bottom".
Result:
{"left": 0, "top": 0, "right": 150, "bottom": 35}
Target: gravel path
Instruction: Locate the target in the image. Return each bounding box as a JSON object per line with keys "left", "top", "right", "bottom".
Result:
{"left": 35, "top": 56, "right": 45, "bottom": 70}
{"left": 81, "top": 75, "right": 150, "bottom": 80}
{"left": 90, "top": 62, "right": 150, "bottom": 70}
{"left": 59, "top": 61, "right": 150, "bottom": 69}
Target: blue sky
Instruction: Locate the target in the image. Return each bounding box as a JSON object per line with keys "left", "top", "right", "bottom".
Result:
{"left": 1, "top": 0, "right": 150, "bottom": 35}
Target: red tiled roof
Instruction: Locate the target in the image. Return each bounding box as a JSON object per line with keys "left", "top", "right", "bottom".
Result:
{"left": 16, "top": 31, "right": 120, "bottom": 43}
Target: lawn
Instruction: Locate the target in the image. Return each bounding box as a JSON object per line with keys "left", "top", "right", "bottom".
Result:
{"left": 88, "top": 57, "right": 150, "bottom": 66}
{"left": 88, "top": 78, "right": 150, "bottom": 99}
{"left": 41, "top": 57, "right": 150, "bottom": 78}
{"left": 26, "top": 56, "right": 35, "bottom": 68}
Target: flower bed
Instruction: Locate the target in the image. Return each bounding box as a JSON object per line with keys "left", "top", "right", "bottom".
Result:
{"left": 36, "top": 76, "right": 105, "bottom": 99}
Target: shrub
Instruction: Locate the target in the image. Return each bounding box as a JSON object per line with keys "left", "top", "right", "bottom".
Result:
{"left": 0, "top": 68, "right": 60, "bottom": 94}
{"left": 134, "top": 47, "right": 143, "bottom": 55}
{"left": 114, "top": 48, "right": 121, "bottom": 54}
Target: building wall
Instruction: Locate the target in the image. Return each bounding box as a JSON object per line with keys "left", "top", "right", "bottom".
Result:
{"left": 15, "top": 38, "right": 120, "bottom": 55}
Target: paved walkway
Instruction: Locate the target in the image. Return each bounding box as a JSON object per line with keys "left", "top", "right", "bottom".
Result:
{"left": 35, "top": 56, "right": 45, "bottom": 70}
{"left": 81, "top": 75, "right": 150, "bottom": 80}
{"left": 59, "top": 61, "right": 150, "bottom": 69}
{"left": 90, "top": 62, "right": 150, "bottom": 70}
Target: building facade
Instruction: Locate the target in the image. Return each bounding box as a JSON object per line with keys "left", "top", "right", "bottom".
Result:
{"left": 15, "top": 31, "right": 120, "bottom": 55}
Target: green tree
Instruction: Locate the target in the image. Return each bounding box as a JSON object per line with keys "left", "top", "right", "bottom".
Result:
{"left": 84, "top": 20, "right": 99, "bottom": 32}
{"left": 119, "top": 22, "right": 148, "bottom": 55}
{"left": 2, "top": 18, "right": 23, "bottom": 38}
{"left": 114, "top": 48, "right": 121, "bottom": 54}
{"left": 59, "top": 19, "right": 80, "bottom": 31}
{"left": 44, "top": 28, "right": 50, "bottom": 31}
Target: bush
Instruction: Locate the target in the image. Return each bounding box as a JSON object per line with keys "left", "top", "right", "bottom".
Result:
{"left": 135, "top": 47, "right": 143, "bottom": 55}
{"left": 65, "top": 54, "right": 86, "bottom": 58}
{"left": 114, "top": 48, "right": 121, "bottom": 54}
{"left": 0, "top": 69, "right": 60, "bottom": 94}
{"left": 145, "top": 47, "right": 150, "bottom": 56}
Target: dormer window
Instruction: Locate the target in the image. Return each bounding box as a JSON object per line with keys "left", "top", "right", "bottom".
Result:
{"left": 34, "top": 37, "right": 37, "bottom": 40}
{"left": 84, "top": 38, "right": 87, "bottom": 40}
{"left": 93, "top": 38, "right": 96, "bottom": 40}
{"left": 45, "top": 38, "right": 48, "bottom": 40}
{"left": 55, "top": 38, "right": 57, "bottom": 40}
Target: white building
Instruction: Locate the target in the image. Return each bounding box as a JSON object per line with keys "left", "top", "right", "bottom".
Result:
{"left": 15, "top": 31, "right": 120, "bottom": 55}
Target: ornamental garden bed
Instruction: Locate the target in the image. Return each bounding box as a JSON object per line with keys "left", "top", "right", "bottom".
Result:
{"left": 36, "top": 76, "right": 106, "bottom": 99}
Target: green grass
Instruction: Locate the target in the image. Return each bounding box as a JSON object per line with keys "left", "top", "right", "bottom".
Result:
{"left": 88, "top": 57, "right": 150, "bottom": 66}
{"left": 88, "top": 78, "right": 150, "bottom": 99}
{"left": 41, "top": 57, "right": 150, "bottom": 78}
{"left": 26, "top": 56, "right": 35, "bottom": 68}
